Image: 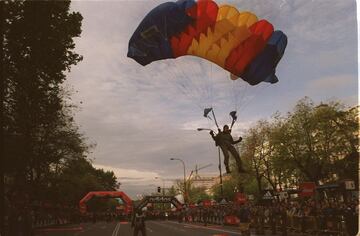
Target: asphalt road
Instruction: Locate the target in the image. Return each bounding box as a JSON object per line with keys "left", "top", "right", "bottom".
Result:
{"left": 34, "top": 220, "right": 246, "bottom": 236}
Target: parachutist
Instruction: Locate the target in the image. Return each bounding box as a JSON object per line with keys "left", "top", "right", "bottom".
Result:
{"left": 210, "top": 125, "right": 245, "bottom": 174}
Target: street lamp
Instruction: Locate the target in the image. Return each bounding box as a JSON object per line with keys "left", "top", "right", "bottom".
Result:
{"left": 197, "top": 127, "right": 224, "bottom": 200}
{"left": 170, "top": 158, "right": 186, "bottom": 203}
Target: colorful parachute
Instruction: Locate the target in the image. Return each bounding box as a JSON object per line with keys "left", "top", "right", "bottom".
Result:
{"left": 127, "top": 0, "right": 287, "bottom": 86}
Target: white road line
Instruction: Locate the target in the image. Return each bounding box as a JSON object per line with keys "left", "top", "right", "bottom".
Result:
{"left": 147, "top": 226, "right": 153, "bottom": 233}
{"left": 111, "top": 222, "right": 120, "bottom": 236}
{"left": 149, "top": 221, "right": 186, "bottom": 232}
{"left": 167, "top": 221, "right": 242, "bottom": 235}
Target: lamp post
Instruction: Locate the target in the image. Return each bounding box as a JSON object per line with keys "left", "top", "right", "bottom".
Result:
{"left": 197, "top": 127, "right": 223, "bottom": 201}
{"left": 218, "top": 147, "right": 224, "bottom": 200}
{"left": 170, "top": 158, "right": 186, "bottom": 203}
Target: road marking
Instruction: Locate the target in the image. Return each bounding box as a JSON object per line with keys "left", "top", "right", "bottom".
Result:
{"left": 167, "top": 221, "right": 242, "bottom": 235}
{"left": 111, "top": 222, "right": 120, "bottom": 236}
{"left": 149, "top": 221, "right": 186, "bottom": 232}
{"left": 147, "top": 226, "right": 153, "bottom": 233}
{"left": 35, "top": 226, "right": 83, "bottom": 232}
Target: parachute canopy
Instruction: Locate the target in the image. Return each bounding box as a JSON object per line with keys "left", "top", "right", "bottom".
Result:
{"left": 128, "top": 0, "right": 287, "bottom": 86}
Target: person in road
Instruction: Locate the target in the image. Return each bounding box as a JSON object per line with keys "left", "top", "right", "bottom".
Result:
{"left": 238, "top": 204, "right": 251, "bottom": 236}
{"left": 210, "top": 125, "right": 245, "bottom": 174}
{"left": 132, "top": 208, "right": 147, "bottom": 236}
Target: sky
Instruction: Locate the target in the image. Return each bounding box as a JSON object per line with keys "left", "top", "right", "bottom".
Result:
{"left": 68, "top": 0, "right": 358, "bottom": 198}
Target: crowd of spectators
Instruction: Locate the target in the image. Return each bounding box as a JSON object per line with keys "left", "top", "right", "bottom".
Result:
{"left": 174, "top": 197, "right": 359, "bottom": 235}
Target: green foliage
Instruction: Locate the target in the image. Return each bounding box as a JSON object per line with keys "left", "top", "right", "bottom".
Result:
{"left": 239, "top": 97, "right": 359, "bottom": 193}
{"left": 2, "top": 1, "right": 119, "bottom": 209}
{"left": 211, "top": 177, "right": 238, "bottom": 201}
{"left": 52, "top": 158, "right": 119, "bottom": 205}
{"left": 188, "top": 186, "right": 211, "bottom": 203}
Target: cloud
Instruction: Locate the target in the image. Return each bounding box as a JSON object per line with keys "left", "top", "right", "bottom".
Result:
{"left": 308, "top": 74, "right": 355, "bottom": 90}
{"left": 68, "top": 0, "right": 358, "bottom": 199}
{"left": 94, "top": 164, "right": 159, "bottom": 183}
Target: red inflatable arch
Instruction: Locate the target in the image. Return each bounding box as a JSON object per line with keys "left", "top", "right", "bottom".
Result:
{"left": 79, "top": 191, "right": 132, "bottom": 214}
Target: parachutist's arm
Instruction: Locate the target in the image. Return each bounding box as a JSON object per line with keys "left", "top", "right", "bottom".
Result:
{"left": 231, "top": 136, "right": 242, "bottom": 144}
{"left": 210, "top": 131, "right": 216, "bottom": 141}
{"left": 210, "top": 131, "right": 220, "bottom": 146}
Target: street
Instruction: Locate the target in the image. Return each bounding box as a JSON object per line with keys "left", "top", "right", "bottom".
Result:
{"left": 35, "top": 221, "right": 246, "bottom": 236}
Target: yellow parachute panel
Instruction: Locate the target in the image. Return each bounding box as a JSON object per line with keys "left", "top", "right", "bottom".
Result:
{"left": 186, "top": 5, "right": 258, "bottom": 68}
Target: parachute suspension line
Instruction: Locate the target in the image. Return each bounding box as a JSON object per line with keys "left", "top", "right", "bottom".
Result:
{"left": 209, "top": 64, "right": 214, "bottom": 109}
{"left": 188, "top": 59, "right": 212, "bottom": 108}
{"left": 230, "top": 80, "right": 239, "bottom": 111}
{"left": 185, "top": 59, "right": 208, "bottom": 106}
{"left": 189, "top": 60, "right": 209, "bottom": 106}
{"left": 236, "top": 82, "right": 249, "bottom": 111}
{"left": 172, "top": 59, "right": 207, "bottom": 107}
{"left": 164, "top": 60, "right": 204, "bottom": 113}
{"left": 203, "top": 62, "right": 212, "bottom": 109}
{"left": 241, "top": 83, "right": 271, "bottom": 112}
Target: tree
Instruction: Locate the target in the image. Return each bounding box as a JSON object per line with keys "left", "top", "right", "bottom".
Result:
{"left": 271, "top": 98, "right": 358, "bottom": 185}
{"left": 50, "top": 158, "right": 119, "bottom": 206}
{"left": 240, "top": 120, "right": 278, "bottom": 193}
{"left": 2, "top": 0, "right": 89, "bottom": 209}
{"left": 232, "top": 97, "right": 358, "bottom": 198}
{"left": 211, "top": 177, "right": 238, "bottom": 201}
{"left": 187, "top": 186, "right": 211, "bottom": 203}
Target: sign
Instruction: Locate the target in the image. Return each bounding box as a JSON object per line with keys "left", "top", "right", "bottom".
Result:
{"left": 234, "top": 193, "right": 247, "bottom": 204}
{"left": 147, "top": 196, "right": 173, "bottom": 203}
{"left": 278, "top": 192, "right": 289, "bottom": 200}
{"left": 136, "top": 196, "right": 182, "bottom": 211}
{"left": 299, "top": 182, "right": 316, "bottom": 197}
{"left": 344, "top": 180, "right": 355, "bottom": 190}
{"left": 262, "top": 191, "right": 273, "bottom": 200}
{"left": 220, "top": 198, "right": 227, "bottom": 204}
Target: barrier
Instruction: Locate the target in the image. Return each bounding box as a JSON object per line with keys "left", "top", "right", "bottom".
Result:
{"left": 224, "top": 215, "right": 239, "bottom": 225}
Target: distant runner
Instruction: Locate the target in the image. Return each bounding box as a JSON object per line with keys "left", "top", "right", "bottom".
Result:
{"left": 132, "top": 208, "right": 147, "bottom": 236}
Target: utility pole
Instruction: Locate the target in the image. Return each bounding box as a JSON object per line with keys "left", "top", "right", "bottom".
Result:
{"left": 170, "top": 158, "right": 186, "bottom": 203}
{"left": 218, "top": 147, "right": 224, "bottom": 199}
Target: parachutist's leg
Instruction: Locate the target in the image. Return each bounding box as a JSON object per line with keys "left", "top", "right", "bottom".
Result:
{"left": 228, "top": 145, "right": 245, "bottom": 173}
{"left": 220, "top": 146, "right": 231, "bottom": 174}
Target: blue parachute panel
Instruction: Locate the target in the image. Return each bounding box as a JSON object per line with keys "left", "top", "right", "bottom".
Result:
{"left": 241, "top": 31, "right": 287, "bottom": 85}
{"left": 127, "top": 2, "right": 193, "bottom": 66}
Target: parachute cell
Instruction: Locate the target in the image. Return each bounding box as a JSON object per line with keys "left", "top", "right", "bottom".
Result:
{"left": 128, "top": 0, "right": 287, "bottom": 86}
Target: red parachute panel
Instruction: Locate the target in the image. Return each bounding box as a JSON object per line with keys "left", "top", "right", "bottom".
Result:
{"left": 171, "top": 0, "right": 218, "bottom": 57}
{"left": 225, "top": 20, "right": 274, "bottom": 76}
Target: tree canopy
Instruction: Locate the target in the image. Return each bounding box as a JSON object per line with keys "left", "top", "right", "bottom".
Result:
{"left": 2, "top": 0, "right": 119, "bottom": 211}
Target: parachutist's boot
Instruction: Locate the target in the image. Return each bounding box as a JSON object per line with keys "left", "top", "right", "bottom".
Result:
{"left": 225, "top": 166, "right": 231, "bottom": 174}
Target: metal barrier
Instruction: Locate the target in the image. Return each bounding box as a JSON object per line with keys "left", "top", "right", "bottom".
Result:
{"left": 255, "top": 215, "right": 348, "bottom": 236}
{"left": 175, "top": 206, "right": 355, "bottom": 236}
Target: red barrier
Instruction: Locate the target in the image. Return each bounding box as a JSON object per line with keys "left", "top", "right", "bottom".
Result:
{"left": 224, "top": 215, "right": 240, "bottom": 225}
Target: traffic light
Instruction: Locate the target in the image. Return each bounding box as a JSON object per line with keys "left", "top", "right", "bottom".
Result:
{"left": 157, "top": 186, "right": 161, "bottom": 193}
